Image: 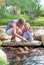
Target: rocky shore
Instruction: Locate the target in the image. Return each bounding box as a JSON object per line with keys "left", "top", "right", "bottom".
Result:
{"left": 0, "top": 26, "right": 44, "bottom": 65}
{"left": 0, "top": 26, "right": 44, "bottom": 46}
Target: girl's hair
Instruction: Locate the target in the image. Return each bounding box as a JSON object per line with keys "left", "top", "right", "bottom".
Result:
{"left": 25, "top": 23, "right": 30, "bottom": 28}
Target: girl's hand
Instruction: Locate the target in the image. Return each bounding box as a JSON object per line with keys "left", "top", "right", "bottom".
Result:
{"left": 23, "top": 38, "right": 28, "bottom": 42}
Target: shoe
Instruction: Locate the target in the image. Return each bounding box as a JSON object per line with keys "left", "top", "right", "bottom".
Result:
{"left": 11, "top": 37, "right": 16, "bottom": 42}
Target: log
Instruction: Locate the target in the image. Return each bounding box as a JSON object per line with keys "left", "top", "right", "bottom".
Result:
{"left": 2, "top": 40, "right": 42, "bottom": 47}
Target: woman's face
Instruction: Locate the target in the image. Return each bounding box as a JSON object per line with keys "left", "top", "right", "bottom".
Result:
{"left": 18, "top": 22, "right": 24, "bottom": 28}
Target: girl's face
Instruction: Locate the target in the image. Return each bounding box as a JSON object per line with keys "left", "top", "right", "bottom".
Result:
{"left": 25, "top": 26, "right": 29, "bottom": 31}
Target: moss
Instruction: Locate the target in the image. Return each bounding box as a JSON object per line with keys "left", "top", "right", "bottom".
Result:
{"left": 0, "top": 57, "right": 7, "bottom": 65}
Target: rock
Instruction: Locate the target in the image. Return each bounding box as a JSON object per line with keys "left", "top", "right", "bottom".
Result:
{"left": 0, "top": 49, "right": 7, "bottom": 65}
{"left": 33, "top": 29, "right": 44, "bottom": 41}
{"left": 2, "top": 40, "right": 42, "bottom": 46}
{"left": 0, "top": 28, "right": 11, "bottom": 41}
{"left": 15, "top": 37, "right": 21, "bottom": 42}
{"left": 27, "top": 40, "right": 42, "bottom": 46}
{"left": 41, "top": 35, "right": 44, "bottom": 46}
{"left": 33, "top": 34, "right": 41, "bottom": 41}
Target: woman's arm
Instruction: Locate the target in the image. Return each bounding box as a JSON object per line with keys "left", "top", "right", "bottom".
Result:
{"left": 12, "top": 23, "right": 28, "bottom": 42}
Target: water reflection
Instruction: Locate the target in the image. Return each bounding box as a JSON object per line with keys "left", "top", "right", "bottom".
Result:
{"left": 6, "top": 48, "right": 44, "bottom": 65}
{"left": 22, "top": 48, "right": 44, "bottom": 65}
{"left": 23, "top": 55, "right": 44, "bottom": 65}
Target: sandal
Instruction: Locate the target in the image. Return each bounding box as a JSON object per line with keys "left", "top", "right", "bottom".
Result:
{"left": 11, "top": 37, "right": 16, "bottom": 42}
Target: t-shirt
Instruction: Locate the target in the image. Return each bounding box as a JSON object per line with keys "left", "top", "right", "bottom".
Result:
{"left": 6, "top": 20, "right": 18, "bottom": 32}
{"left": 23, "top": 32, "right": 33, "bottom": 42}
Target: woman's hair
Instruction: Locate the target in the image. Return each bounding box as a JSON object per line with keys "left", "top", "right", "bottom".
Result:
{"left": 18, "top": 18, "right": 25, "bottom": 25}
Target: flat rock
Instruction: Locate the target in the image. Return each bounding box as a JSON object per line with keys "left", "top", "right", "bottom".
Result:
{"left": 2, "top": 40, "right": 42, "bottom": 47}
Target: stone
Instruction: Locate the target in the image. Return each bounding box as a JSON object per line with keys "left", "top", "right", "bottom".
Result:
{"left": 33, "top": 34, "right": 41, "bottom": 41}
{"left": 29, "top": 40, "right": 42, "bottom": 46}
{"left": 0, "top": 49, "right": 7, "bottom": 65}
{"left": 0, "top": 28, "right": 11, "bottom": 41}
{"left": 2, "top": 40, "right": 42, "bottom": 46}
{"left": 33, "top": 29, "right": 44, "bottom": 41}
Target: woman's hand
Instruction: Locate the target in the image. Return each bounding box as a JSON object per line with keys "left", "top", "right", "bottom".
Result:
{"left": 18, "top": 29, "right": 22, "bottom": 35}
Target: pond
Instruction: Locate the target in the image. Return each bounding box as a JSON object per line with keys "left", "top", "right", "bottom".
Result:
{"left": 5, "top": 48, "right": 44, "bottom": 65}
{"left": 22, "top": 48, "right": 44, "bottom": 65}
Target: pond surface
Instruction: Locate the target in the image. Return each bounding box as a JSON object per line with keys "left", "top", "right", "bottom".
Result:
{"left": 22, "top": 48, "right": 44, "bottom": 65}
{"left": 6, "top": 48, "right": 44, "bottom": 65}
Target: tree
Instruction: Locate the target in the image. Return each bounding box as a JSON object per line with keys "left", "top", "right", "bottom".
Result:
{"left": 0, "top": 0, "right": 5, "bottom": 6}
{"left": 0, "top": 0, "right": 41, "bottom": 19}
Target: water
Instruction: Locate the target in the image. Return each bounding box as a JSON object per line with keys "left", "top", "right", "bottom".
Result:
{"left": 1, "top": 47, "right": 44, "bottom": 65}
{"left": 22, "top": 53, "right": 44, "bottom": 65}
{"left": 7, "top": 48, "right": 44, "bottom": 65}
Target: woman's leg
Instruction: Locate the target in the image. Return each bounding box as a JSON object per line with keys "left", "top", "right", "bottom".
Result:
{"left": 11, "top": 32, "right": 16, "bottom": 42}
{"left": 6, "top": 28, "right": 16, "bottom": 42}
{"left": 6, "top": 28, "right": 12, "bottom": 35}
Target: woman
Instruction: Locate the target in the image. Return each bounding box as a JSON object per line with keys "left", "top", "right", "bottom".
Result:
{"left": 22, "top": 23, "right": 33, "bottom": 42}
{"left": 6, "top": 18, "right": 28, "bottom": 42}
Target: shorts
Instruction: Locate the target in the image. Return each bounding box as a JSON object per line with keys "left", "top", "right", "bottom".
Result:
{"left": 6, "top": 28, "right": 12, "bottom": 35}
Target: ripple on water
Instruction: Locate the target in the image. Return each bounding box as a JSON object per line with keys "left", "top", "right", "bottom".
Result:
{"left": 5, "top": 48, "right": 44, "bottom": 65}
{"left": 22, "top": 48, "right": 44, "bottom": 65}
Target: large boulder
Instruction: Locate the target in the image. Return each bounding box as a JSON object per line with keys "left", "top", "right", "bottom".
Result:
{"left": 0, "top": 28, "right": 11, "bottom": 41}
{"left": 0, "top": 49, "right": 7, "bottom": 65}
{"left": 33, "top": 29, "right": 44, "bottom": 41}
{"left": 33, "top": 34, "right": 41, "bottom": 41}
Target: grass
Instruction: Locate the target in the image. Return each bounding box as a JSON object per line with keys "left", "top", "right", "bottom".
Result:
{"left": 27, "top": 17, "right": 44, "bottom": 26}
{"left": 0, "top": 15, "right": 44, "bottom": 26}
